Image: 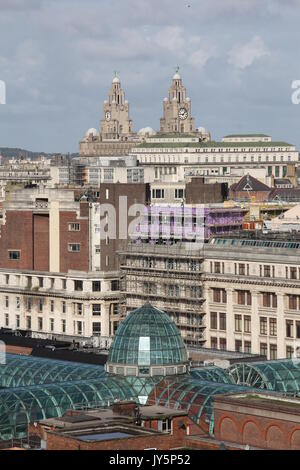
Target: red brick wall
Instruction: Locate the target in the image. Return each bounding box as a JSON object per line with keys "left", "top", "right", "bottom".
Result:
{"left": 147, "top": 393, "right": 209, "bottom": 436}
{"left": 59, "top": 211, "right": 89, "bottom": 273}
{"left": 5, "top": 345, "right": 32, "bottom": 355}
{"left": 99, "top": 183, "right": 148, "bottom": 272}
{"left": 44, "top": 432, "right": 183, "bottom": 451}
{"left": 229, "top": 190, "right": 270, "bottom": 202}
{"left": 111, "top": 402, "right": 136, "bottom": 416}
{"left": 79, "top": 202, "right": 89, "bottom": 218}
{"left": 184, "top": 437, "right": 240, "bottom": 450}
{"left": 0, "top": 211, "right": 34, "bottom": 269}
{"left": 33, "top": 214, "right": 49, "bottom": 271}
{"left": 214, "top": 405, "right": 300, "bottom": 450}
{"left": 185, "top": 178, "right": 227, "bottom": 204}
{"left": 31, "top": 414, "right": 188, "bottom": 450}
{"left": 0, "top": 207, "right": 90, "bottom": 273}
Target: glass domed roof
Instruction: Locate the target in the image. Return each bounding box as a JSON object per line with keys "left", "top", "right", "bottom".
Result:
{"left": 107, "top": 303, "right": 188, "bottom": 376}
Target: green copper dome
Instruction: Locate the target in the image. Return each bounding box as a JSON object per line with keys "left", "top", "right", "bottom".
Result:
{"left": 106, "top": 303, "right": 189, "bottom": 377}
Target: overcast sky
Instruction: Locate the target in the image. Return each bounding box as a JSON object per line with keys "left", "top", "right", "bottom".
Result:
{"left": 1, "top": 0, "right": 300, "bottom": 153}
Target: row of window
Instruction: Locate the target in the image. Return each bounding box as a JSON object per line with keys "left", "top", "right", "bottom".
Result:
{"left": 151, "top": 188, "right": 185, "bottom": 199}
{"left": 2, "top": 276, "right": 119, "bottom": 293}
{"left": 154, "top": 167, "right": 177, "bottom": 178}
{"left": 143, "top": 282, "right": 201, "bottom": 298}
{"left": 212, "top": 288, "right": 300, "bottom": 310}
{"left": 142, "top": 156, "right": 291, "bottom": 171}
{"left": 210, "top": 312, "right": 281, "bottom": 336}
{"left": 3, "top": 296, "right": 119, "bottom": 316}
{"left": 210, "top": 336, "right": 280, "bottom": 359}
{"left": 211, "top": 262, "right": 300, "bottom": 280}
{"left": 4, "top": 314, "right": 103, "bottom": 336}
{"left": 9, "top": 245, "right": 83, "bottom": 256}
{"left": 170, "top": 313, "right": 202, "bottom": 327}
{"left": 75, "top": 280, "right": 119, "bottom": 292}
{"left": 139, "top": 257, "right": 200, "bottom": 271}
{"left": 8, "top": 224, "right": 82, "bottom": 260}
{"left": 136, "top": 145, "right": 293, "bottom": 153}
{"left": 140, "top": 147, "right": 293, "bottom": 156}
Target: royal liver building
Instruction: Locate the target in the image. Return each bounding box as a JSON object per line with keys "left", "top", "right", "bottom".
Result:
{"left": 79, "top": 73, "right": 136, "bottom": 157}
{"left": 100, "top": 74, "right": 133, "bottom": 140}
{"left": 160, "top": 68, "right": 195, "bottom": 134}
{"left": 79, "top": 69, "right": 210, "bottom": 157}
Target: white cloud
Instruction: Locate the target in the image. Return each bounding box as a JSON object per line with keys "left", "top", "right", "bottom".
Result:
{"left": 77, "top": 27, "right": 155, "bottom": 61}
{"left": 188, "top": 47, "right": 217, "bottom": 70}
{"left": 153, "top": 26, "right": 185, "bottom": 54}
{"left": 0, "top": 0, "right": 298, "bottom": 152}
{"left": 228, "top": 35, "right": 269, "bottom": 69}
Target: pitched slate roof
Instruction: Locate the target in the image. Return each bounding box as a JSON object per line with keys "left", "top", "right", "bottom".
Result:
{"left": 230, "top": 174, "right": 270, "bottom": 192}
{"left": 268, "top": 188, "right": 300, "bottom": 202}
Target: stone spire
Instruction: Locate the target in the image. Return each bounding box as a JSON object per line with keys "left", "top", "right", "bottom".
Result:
{"left": 100, "top": 74, "right": 133, "bottom": 141}
{"left": 160, "top": 70, "right": 195, "bottom": 134}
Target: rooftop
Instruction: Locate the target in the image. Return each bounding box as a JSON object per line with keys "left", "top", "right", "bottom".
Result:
{"left": 209, "top": 236, "right": 300, "bottom": 251}
{"left": 214, "top": 392, "right": 300, "bottom": 414}
{"left": 230, "top": 173, "right": 270, "bottom": 192}
{"left": 148, "top": 133, "right": 196, "bottom": 139}
{"left": 223, "top": 134, "right": 270, "bottom": 138}
{"left": 136, "top": 140, "right": 294, "bottom": 149}
{"left": 40, "top": 403, "right": 186, "bottom": 429}
{"left": 31, "top": 402, "right": 189, "bottom": 449}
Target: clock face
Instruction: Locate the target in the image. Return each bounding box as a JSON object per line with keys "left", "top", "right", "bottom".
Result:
{"left": 105, "top": 111, "right": 111, "bottom": 122}
{"left": 178, "top": 107, "right": 188, "bottom": 120}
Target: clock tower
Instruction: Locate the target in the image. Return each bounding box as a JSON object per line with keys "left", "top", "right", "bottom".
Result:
{"left": 100, "top": 73, "right": 133, "bottom": 141}
{"left": 160, "top": 69, "right": 195, "bottom": 134}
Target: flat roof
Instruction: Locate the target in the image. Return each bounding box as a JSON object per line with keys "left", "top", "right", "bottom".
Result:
{"left": 137, "top": 140, "right": 294, "bottom": 149}
{"left": 139, "top": 405, "right": 187, "bottom": 419}
{"left": 39, "top": 408, "right": 131, "bottom": 429}
{"left": 223, "top": 134, "right": 270, "bottom": 138}
{"left": 76, "top": 431, "right": 133, "bottom": 442}
{"left": 0, "top": 333, "right": 108, "bottom": 366}
{"left": 39, "top": 404, "right": 187, "bottom": 431}
{"left": 215, "top": 393, "right": 300, "bottom": 413}
{"left": 209, "top": 236, "right": 300, "bottom": 251}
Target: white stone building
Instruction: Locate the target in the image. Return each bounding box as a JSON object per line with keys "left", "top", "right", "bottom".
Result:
{"left": 132, "top": 134, "right": 299, "bottom": 185}
{"left": 0, "top": 269, "right": 121, "bottom": 347}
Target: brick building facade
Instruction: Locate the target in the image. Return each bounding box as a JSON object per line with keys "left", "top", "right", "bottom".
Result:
{"left": 0, "top": 190, "right": 90, "bottom": 273}
{"left": 99, "top": 182, "right": 149, "bottom": 272}
{"left": 0, "top": 189, "right": 107, "bottom": 342}
{"left": 214, "top": 393, "right": 300, "bottom": 450}
{"left": 185, "top": 177, "right": 228, "bottom": 204}
{"left": 29, "top": 402, "right": 189, "bottom": 451}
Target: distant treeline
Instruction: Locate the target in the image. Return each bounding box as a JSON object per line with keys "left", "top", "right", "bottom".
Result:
{"left": 0, "top": 148, "right": 78, "bottom": 160}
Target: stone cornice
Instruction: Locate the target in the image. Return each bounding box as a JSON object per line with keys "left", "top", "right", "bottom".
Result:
{"left": 203, "top": 274, "right": 300, "bottom": 290}
{"left": 0, "top": 287, "right": 120, "bottom": 301}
